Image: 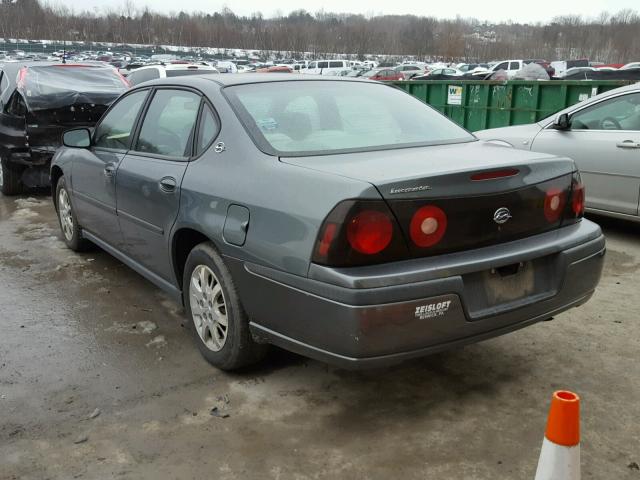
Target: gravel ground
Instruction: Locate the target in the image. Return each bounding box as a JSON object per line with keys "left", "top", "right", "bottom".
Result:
{"left": 0, "top": 193, "right": 638, "bottom": 479}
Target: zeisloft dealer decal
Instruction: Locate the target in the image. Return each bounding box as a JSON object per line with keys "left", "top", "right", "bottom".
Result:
{"left": 415, "top": 300, "right": 453, "bottom": 320}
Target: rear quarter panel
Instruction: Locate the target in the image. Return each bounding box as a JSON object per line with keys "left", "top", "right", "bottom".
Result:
{"left": 174, "top": 85, "right": 380, "bottom": 277}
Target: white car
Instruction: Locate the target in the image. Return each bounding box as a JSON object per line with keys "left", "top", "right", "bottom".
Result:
{"left": 127, "top": 63, "right": 219, "bottom": 86}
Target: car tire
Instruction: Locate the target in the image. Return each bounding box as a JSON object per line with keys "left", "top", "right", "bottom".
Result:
{"left": 0, "top": 156, "right": 24, "bottom": 196}
{"left": 183, "top": 242, "right": 268, "bottom": 370}
{"left": 55, "top": 176, "right": 91, "bottom": 251}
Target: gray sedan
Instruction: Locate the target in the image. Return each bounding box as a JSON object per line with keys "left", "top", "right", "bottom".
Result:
{"left": 476, "top": 84, "right": 640, "bottom": 221}
{"left": 51, "top": 75, "right": 604, "bottom": 370}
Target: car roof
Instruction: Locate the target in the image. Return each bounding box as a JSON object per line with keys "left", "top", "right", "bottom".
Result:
{"left": 143, "top": 73, "right": 374, "bottom": 88}
{"left": 134, "top": 63, "right": 217, "bottom": 71}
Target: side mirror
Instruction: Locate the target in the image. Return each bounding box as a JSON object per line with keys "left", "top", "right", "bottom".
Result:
{"left": 63, "top": 128, "right": 91, "bottom": 148}
{"left": 552, "top": 113, "right": 571, "bottom": 131}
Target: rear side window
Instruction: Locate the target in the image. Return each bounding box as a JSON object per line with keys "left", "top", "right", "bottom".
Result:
{"left": 197, "top": 104, "right": 219, "bottom": 155}
{"left": 226, "top": 81, "right": 473, "bottom": 156}
{"left": 94, "top": 90, "right": 148, "bottom": 150}
{"left": 135, "top": 89, "right": 201, "bottom": 158}
{"left": 128, "top": 68, "right": 160, "bottom": 85}
{"left": 318, "top": 62, "right": 328, "bottom": 69}
{"left": 329, "top": 61, "right": 343, "bottom": 68}
{"left": 509, "top": 62, "right": 520, "bottom": 70}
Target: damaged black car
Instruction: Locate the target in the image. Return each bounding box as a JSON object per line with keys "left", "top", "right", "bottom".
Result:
{"left": 0, "top": 61, "right": 129, "bottom": 195}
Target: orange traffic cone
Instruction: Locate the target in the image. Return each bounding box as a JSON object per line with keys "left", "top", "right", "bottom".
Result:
{"left": 534, "top": 390, "right": 580, "bottom": 480}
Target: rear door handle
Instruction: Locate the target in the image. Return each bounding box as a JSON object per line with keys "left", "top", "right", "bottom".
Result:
{"left": 159, "top": 176, "right": 177, "bottom": 193}
{"left": 103, "top": 163, "right": 117, "bottom": 177}
{"left": 616, "top": 140, "right": 640, "bottom": 149}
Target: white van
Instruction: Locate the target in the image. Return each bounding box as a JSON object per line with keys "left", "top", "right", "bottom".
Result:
{"left": 302, "top": 60, "right": 351, "bottom": 75}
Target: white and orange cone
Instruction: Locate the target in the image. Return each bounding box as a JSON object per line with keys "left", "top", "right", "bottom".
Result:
{"left": 534, "top": 390, "right": 581, "bottom": 480}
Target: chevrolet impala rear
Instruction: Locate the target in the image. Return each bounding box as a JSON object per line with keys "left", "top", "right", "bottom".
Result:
{"left": 216, "top": 78, "right": 605, "bottom": 368}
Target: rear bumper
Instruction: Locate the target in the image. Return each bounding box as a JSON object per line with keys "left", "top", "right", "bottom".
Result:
{"left": 227, "top": 220, "right": 605, "bottom": 369}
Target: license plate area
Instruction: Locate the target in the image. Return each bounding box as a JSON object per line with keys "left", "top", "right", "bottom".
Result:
{"left": 462, "top": 254, "right": 559, "bottom": 320}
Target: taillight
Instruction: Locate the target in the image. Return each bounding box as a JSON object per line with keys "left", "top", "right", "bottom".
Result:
{"left": 544, "top": 188, "right": 567, "bottom": 223}
{"left": 317, "top": 223, "right": 337, "bottom": 257}
{"left": 571, "top": 183, "right": 585, "bottom": 216}
{"left": 409, "top": 205, "right": 447, "bottom": 247}
{"left": 116, "top": 70, "right": 131, "bottom": 87}
{"left": 561, "top": 172, "right": 585, "bottom": 225}
{"left": 346, "top": 210, "right": 393, "bottom": 254}
{"left": 312, "top": 200, "right": 409, "bottom": 267}
{"left": 16, "top": 67, "right": 27, "bottom": 89}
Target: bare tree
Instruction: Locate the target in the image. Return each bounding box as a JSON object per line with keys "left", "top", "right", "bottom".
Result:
{"left": 1, "top": 1, "right": 639, "bottom": 62}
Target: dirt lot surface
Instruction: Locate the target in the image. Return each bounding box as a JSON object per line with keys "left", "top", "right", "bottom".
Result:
{"left": 0, "top": 193, "right": 638, "bottom": 480}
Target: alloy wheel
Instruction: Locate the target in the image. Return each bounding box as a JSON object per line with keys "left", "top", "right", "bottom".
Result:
{"left": 58, "top": 187, "right": 74, "bottom": 241}
{"left": 189, "top": 265, "right": 228, "bottom": 352}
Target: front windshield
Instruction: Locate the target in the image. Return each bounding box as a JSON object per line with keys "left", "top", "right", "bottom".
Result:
{"left": 225, "top": 80, "right": 474, "bottom": 156}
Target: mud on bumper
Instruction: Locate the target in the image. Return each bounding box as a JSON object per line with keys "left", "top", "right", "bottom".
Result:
{"left": 227, "top": 220, "right": 605, "bottom": 369}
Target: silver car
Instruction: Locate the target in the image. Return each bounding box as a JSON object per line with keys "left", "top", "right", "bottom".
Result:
{"left": 476, "top": 84, "right": 640, "bottom": 221}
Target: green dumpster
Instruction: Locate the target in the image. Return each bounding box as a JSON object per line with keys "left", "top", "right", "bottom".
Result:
{"left": 389, "top": 80, "right": 636, "bottom": 131}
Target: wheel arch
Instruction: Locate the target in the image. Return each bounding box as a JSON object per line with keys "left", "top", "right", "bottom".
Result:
{"left": 50, "top": 165, "right": 64, "bottom": 207}
{"left": 171, "top": 227, "right": 221, "bottom": 299}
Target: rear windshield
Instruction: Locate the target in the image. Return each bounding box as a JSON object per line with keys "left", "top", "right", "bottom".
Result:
{"left": 19, "top": 65, "right": 127, "bottom": 111}
{"left": 225, "top": 81, "right": 473, "bottom": 156}
{"left": 166, "top": 69, "right": 218, "bottom": 77}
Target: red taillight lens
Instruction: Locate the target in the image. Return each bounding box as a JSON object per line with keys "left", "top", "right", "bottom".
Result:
{"left": 117, "top": 71, "right": 131, "bottom": 87}
{"left": 312, "top": 200, "right": 409, "bottom": 267}
{"left": 16, "top": 67, "right": 27, "bottom": 89}
{"left": 346, "top": 210, "right": 393, "bottom": 254}
{"left": 571, "top": 183, "right": 585, "bottom": 216}
{"left": 409, "top": 205, "right": 447, "bottom": 247}
{"left": 544, "top": 187, "right": 567, "bottom": 222}
{"left": 562, "top": 173, "right": 585, "bottom": 225}
{"left": 317, "top": 223, "right": 337, "bottom": 257}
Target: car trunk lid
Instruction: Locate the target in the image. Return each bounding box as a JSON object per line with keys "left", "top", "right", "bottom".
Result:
{"left": 282, "top": 141, "right": 577, "bottom": 258}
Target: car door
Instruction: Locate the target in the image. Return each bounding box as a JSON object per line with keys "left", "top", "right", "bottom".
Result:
{"left": 508, "top": 61, "right": 521, "bottom": 77}
{"left": 116, "top": 88, "right": 202, "bottom": 281}
{"left": 531, "top": 91, "right": 640, "bottom": 216}
{"left": 71, "top": 89, "right": 149, "bottom": 247}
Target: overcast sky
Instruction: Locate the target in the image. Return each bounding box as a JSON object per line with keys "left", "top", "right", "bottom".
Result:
{"left": 62, "top": 0, "right": 636, "bottom": 24}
